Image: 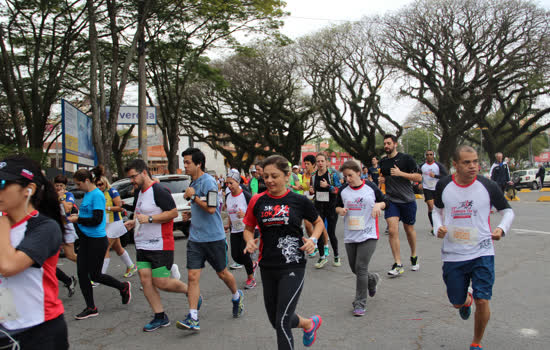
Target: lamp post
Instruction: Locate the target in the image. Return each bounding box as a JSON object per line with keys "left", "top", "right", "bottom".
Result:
{"left": 474, "top": 127, "right": 489, "bottom": 164}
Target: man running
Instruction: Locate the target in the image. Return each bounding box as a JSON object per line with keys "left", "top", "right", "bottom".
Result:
{"left": 433, "top": 145, "right": 514, "bottom": 350}
{"left": 489, "top": 152, "right": 512, "bottom": 193}
{"left": 379, "top": 134, "right": 422, "bottom": 277}
{"left": 124, "top": 159, "right": 190, "bottom": 332}
{"left": 368, "top": 156, "right": 380, "bottom": 186}
{"left": 419, "top": 150, "right": 448, "bottom": 235}
{"left": 177, "top": 148, "right": 244, "bottom": 331}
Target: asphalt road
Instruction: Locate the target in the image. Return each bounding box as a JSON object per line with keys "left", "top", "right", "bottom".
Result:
{"left": 58, "top": 193, "right": 550, "bottom": 349}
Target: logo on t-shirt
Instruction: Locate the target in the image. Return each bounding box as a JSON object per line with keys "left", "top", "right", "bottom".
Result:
{"left": 451, "top": 200, "right": 477, "bottom": 219}
{"left": 277, "top": 235, "right": 301, "bottom": 263}
{"left": 260, "top": 205, "right": 290, "bottom": 225}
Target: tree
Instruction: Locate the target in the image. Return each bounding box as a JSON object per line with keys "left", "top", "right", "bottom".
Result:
{"left": 144, "top": 0, "right": 287, "bottom": 173}
{"left": 180, "top": 44, "right": 319, "bottom": 171}
{"left": 379, "top": 0, "right": 550, "bottom": 168}
{"left": 0, "top": 0, "right": 88, "bottom": 156}
{"left": 298, "top": 19, "right": 399, "bottom": 165}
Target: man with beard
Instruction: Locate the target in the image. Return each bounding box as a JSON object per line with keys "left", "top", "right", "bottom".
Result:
{"left": 379, "top": 134, "right": 422, "bottom": 277}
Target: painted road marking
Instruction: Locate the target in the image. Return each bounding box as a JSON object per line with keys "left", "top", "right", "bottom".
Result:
{"left": 519, "top": 328, "right": 539, "bottom": 337}
{"left": 513, "top": 229, "right": 550, "bottom": 235}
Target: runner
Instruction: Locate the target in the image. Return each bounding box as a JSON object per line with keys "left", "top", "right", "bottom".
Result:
{"left": 361, "top": 166, "right": 369, "bottom": 180}
{"left": 301, "top": 155, "right": 321, "bottom": 258}
{"left": 123, "top": 159, "right": 192, "bottom": 332}
{"left": 93, "top": 168, "right": 137, "bottom": 278}
{"left": 225, "top": 169, "right": 256, "bottom": 289}
{"left": 243, "top": 155, "right": 324, "bottom": 349}
{"left": 290, "top": 165, "right": 303, "bottom": 194}
{"left": 433, "top": 145, "right": 514, "bottom": 350}
{"left": 489, "top": 152, "right": 512, "bottom": 193}
{"left": 336, "top": 160, "right": 386, "bottom": 317}
{"left": 68, "top": 169, "right": 131, "bottom": 320}
{"left": 0, "top": 155, "right": 69, "bottom": 349}
{"left": 53, "top": 174, "right": 78, "bottom": 297}
{"left": 250, "top": 162, "right": 267, "bottom": 195}
{"left": 419, "top": 150, "right": 448, "bottom": 235}
{"left": 368, "top": 156, "right": 380, "bottom": 186}
{"left": 379, "top": 134, "right": 422, "bottom": 277}
{"left": 309, "top": 152, "right": 342, "bottom": 268}
{"left": 176, "top": 148, "right": 244, "bottom": 331}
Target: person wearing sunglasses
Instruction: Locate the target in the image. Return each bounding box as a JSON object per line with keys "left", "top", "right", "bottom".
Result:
{"left": 0, "top": 155, "right": 69, "bottom": 349}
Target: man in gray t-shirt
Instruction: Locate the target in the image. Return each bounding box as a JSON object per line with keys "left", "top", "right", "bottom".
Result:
{"left": 379, "top": 134, "right": 422, "bottom": 278}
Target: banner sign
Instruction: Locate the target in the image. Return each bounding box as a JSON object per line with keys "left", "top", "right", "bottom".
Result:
{"left": 62, "top": 99, "right": 97, "bottom": 167}
{"left": 106, "top": 105, "right": 157, "bottom": 125}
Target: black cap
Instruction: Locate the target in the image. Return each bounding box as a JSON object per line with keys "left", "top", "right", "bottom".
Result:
{"left": 0, "top": 158, "right": 37, "bottom": 182}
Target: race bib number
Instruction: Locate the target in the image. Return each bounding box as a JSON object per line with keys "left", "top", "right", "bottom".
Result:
{"left": 232, "top": 218, "right": 244, "bottom": 232}
{"left": 316, "top": 191, "right": 329, "bottom": 202}
{"left": 347, "top": 215, "right": 366, "bottom": 231}
{"left": 448, "top": 225, "right": 478, "bottom": 246}
{"left": 0, "top": 288, "right": 19, "bottom": 321}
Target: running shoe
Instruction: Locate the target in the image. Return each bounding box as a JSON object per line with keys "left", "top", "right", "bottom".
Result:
{"left": 176, "top": 314, "right": 200, "bottom": 331}
{"left": 143, "top": 314, "right": 170, "bottom": 332}
{"left": 411, "top": 256, "right": 420, "bottom": 271}
{"left": 66, "top": 276, "right": 77, "bottom": 297}
{"left": 303, "top": 315, "right": 322, "bottom": 347}
{"left": 170, "top": 264, "right": 181, "bottom": 280}
{"left": 232, "top": 290, "right": 244, "bottom": 318}
{"left": 387, "top": 263, "right": 404, "bottom": 277}
{"left": 460, "top": 292, "right": 473, "bottom": 320}
{"left": 91, "top": 281, "right": 100, "bottom": 287}
{"left": 121, "top": 281, "right": 132, "bottom": 304}
{"left": 124, "top": 264, "right": 138, "bottom": 278}
{"left": 229, "top": 262, "right": 243, "bottom": 270}
{"left": 368, "top": 273, "right": 380, "bottom": 297}
{"left": 245, "top": 278, "right": 256, "bottom": 289}
{"left": 323, "top": 246, "right": 330, "bottom": 258}
{"left": 75, "top": 307, "right": 98, "bottom": 320}
{"left": 469, "top": 344, "right": 483, "bottom": 350}
{"left": 314, "top": 257, "right": 328, "bottom": 269}
{"left": 308, "top": 248, "right": 318, "bottom": 258}
{"left": 352, "top": 308, "right": 366, "bottom": 317}
{"left": 333, "top": 257, "right": 341, "bottom": 267}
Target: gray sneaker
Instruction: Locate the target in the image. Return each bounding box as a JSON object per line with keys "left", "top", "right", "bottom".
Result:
{"left": 368, "top": 273, "right": 380, "bottom": 297}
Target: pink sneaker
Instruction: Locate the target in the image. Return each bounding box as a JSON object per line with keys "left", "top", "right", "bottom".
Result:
{"left": 244, "top": 278, "right": 256, "bottom": 289}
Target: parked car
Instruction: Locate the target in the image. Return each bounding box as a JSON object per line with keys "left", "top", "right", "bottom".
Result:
{"left": 111, "top": 174, "right": 192, "bottom": 240}
{"left": 512, "top": 169, "right": 544, "bottom": 190}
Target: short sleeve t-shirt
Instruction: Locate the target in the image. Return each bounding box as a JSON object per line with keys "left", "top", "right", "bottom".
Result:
{"left": 435, "top": 175, "right": 513, "bottom": 262}
{"left": 226, "top": 190, "right": 251, "bottom": 233}
{"left": 134, "top": 183, "right": 177, "bottom": 251}
{"left": 244, "top": 190, "right": 319, "bottom": 269}
{"left": 336, "top": 181, "right": 385, "bottom": 243}
{"left": 77, "top": 188, "right": 106, "bottom": 238}
{"left": 1, "top": 212, "right": 64, "bottom": 331}
{"left": 368, "top": 166, "right": 380, "bottom": 185}
{"left": 420, "top": 162, "right": 447, "bottom": 190}
{"left": 380, "top": 153, "right": 418, "bottom": 203}
{"left": 105, "top": 188, "right": 122, "bottom": 223}
{"left": 189, "top": 173, "right": 226, "bottom": 242}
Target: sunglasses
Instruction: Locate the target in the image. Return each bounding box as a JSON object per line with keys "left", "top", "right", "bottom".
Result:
{"left": 96, "top": 182, "right": 104, "bottom": 186}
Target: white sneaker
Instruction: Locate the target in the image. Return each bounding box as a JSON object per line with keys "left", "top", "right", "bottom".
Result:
{"left": 171, "top": 264, "right": 181, "bottom": 280}
{"left": 410, "top": 256, "right": 420, "bottom": 271}
{"left": 229, "top": 262, "right": 243, "bottom": 270}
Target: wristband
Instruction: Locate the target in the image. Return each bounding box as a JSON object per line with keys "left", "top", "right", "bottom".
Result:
{"left": 310, "top": 237, "right": 318, "bottom": 244}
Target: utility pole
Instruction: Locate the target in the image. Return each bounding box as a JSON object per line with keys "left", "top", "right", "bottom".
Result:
{"left": 137, "top": 0, "right": 148, "bottom": 163}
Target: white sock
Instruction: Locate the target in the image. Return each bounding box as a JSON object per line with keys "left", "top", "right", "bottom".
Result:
{"left": 101, "top": 258, "right": 110, "bottom": 274}
{"left": 119, "top": 250, "right": 134, "bottom": 268}
{"left": 232, "top": 291, "right": 240, "bottom": 301}
{"left": 170, "top": 264, "right": 181, "bottom": 280}
{"left": 189, "top": 309, "right": 198, "bottom": 320}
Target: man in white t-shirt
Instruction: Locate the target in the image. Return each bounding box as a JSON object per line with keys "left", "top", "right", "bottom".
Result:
{"left": 433, "top": 145, "right": 514, "bottom": 350}
{"left": 419, "top": 150, "right": 448, "bottom": 235}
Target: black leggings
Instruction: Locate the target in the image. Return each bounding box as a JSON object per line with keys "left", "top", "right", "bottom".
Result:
{"left": 260, "top": 267, "right": 305, "bottom": 350}
{"left": 230, "top": 232, "right": 254, "bottom": 275}
{"left": 0, "top": 314, "right": 68, "bottom": 350}
{"left": 315, "top": 203, "right": 339, "bottom": 257}
{"left": 56, "top": 267, "right": 72, "bottom": 286}
{"left": 77, "top": 235, "right": 124, "bottom": 308}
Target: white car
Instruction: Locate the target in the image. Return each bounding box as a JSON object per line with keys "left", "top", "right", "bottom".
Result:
{"left": 511, "top": 169, "right": 548, "bottom": 190}
{"left": 111, "top": 174, "right": 192, "bottom": 238}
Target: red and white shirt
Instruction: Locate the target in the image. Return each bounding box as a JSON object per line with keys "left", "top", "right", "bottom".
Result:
{"left": 134, "top": 183, "right": 176, "bottom": 251}
{"left": 225, "top": 190, "right": 251, "bottom": 233}
{"left": 1, "top": 211, "right": 64, "bottom": 331}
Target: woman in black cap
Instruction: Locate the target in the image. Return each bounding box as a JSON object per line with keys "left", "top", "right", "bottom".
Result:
{"left": 0, "top": 154, "right": 69, "bottom": 349}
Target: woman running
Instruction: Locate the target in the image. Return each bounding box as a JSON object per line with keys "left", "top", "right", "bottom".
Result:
{"left": 335, "top": 160, "right": 387, "bottom": 316}
{"left": 0, "top": 155, "right": 69, "bottom": 349}
{"left": 93, "top": 167, "right": 137, "bottom": 278}
{"left": 68, "top": 169, "right": 131, "bottom": 320}
{"left": 53, "top": 174, "right": 78, "bottom": 296}
{"left": 243, "top": 155, "right": 324, "bottom": 349}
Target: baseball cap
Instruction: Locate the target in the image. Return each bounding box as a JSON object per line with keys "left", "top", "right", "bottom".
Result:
{"left": 250, "top": 166, "right": 257, "bottom": 173}
{"left": 292, "top": 165, "right": 300, "bottom": 170}
{"left": 0, "top": 157, "right": 38, "bottom": 183}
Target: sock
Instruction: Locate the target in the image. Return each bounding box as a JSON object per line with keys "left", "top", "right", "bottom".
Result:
{"left": 154, "top": 312, "right": 165, "bottom": 320}
{"left": 170, "top": 264, "right": 181, "bottom": 280}
{"left": 428, "top": 211, "right": 433, "bottom": 227}
{"left": 120, "top": 250, "right": 133, "bottom": 268}
{"left": 101, "top": 258, "right": 110, "bottom": 274}
{"left": 232, "top": 291, "right": 240, "bottom": 301}
{"left": 189, "top": 309, "right": 198, "bottom": 320}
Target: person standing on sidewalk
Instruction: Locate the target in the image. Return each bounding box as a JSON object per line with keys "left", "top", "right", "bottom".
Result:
{"left": 379, "top": 134, "right": 422, "bottom": 277}
{"left": 177, "top": 148, "right": 244, "bottom": 331}
{"left": 243, "top": 155, "right": 325, "bottom": 349}
{"left": 433, "top": 145, "right": 514, "bottom": 350}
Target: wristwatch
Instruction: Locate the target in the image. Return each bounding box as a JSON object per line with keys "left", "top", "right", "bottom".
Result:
{"left": 190, "top": 194, "right": 197, "bottom": 202}
{"left": 310, "top": 237, "right": 318, "bottom": 244}
{"left": 148, "top": 216, "right": 153, "bottom": 223}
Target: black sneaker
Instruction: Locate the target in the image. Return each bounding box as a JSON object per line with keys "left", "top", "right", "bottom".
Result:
{"left": 410, "top": 256, "right": 420, "bottom": 271}
{"left": 121, "top": 281, "right": 131, "bottom": 304}
{"left": 66, "top": 276, "right": 77, "bottom": 297}
{"left": 75, "top": 307, "right": 98, "bottom": 320}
